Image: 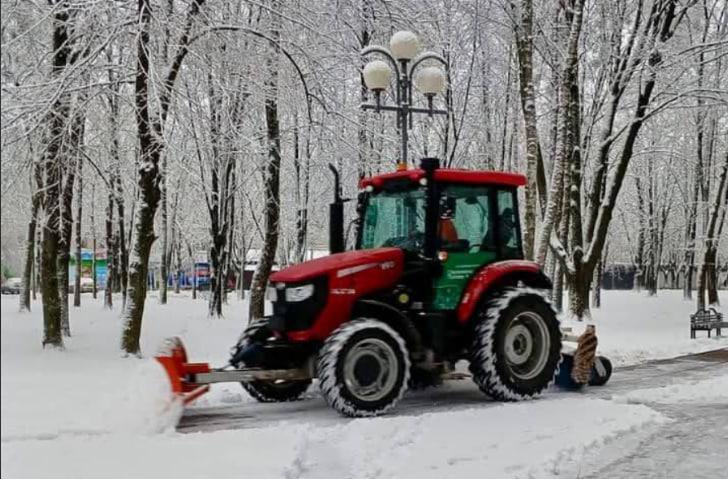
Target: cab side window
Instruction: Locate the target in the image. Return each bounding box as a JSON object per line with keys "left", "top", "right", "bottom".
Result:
{"left": 439, "top": 185, "right": 493, "bottom": 253}
{"left": 497, "top": 189, "right": 522, "bottom": 259}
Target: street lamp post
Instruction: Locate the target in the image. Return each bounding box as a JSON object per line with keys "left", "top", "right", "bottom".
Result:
{"left": 361, "top": 31, "right": 448, "bottom": 166}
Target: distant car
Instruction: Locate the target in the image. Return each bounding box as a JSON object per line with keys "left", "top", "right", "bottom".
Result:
{"left": 1, "top": 277, "right": 22, "bottom": 294}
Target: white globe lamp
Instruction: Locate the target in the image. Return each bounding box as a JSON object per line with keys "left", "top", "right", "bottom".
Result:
{"left": 363, "top": 60, "right": 392, "bottom": 92}
{"left": 415, "top": 66, "right": 447, "bottom": 96}
{"left": 389, "top": 31, "right": 420, "bottom": 61}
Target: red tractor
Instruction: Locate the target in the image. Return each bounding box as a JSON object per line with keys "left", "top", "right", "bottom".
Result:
{"left": 157, "top": 158, "right": 608, "bottom": 418}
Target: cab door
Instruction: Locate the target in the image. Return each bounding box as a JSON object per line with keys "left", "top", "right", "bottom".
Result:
{"left": 432, "top": 184, "right": 497, "bottom": 310}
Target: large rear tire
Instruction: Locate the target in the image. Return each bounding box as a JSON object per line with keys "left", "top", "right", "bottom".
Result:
{"left": 469, "top": 288, "right": 561, "bottom": 400}
{"left": 234, "top": 319, "right": 311, "bottom": 403}
{"left": 318, "top": 319, "right": 410, "bottom": 417}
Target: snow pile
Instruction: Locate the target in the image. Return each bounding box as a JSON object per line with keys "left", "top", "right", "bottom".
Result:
{"left": 113, "top": 360, "right": 183, "bottom": 434}
{"left": 285, "top": 398, "right": 668, "bottom": 479}
{"left": 615, "top": 373, "right": 728, "bottom": 405}
{"left": 0, "top": 293, "right": 249, "bottom": 441}
{"left": 2, "top": 397, "right": 667, "bottom": 479}
{"left": 2, "top": 426, "right": 308, "bottom": 479}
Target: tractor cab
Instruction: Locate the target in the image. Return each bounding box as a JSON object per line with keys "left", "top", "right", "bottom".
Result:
{"left": 353, "top": 158, "right": 526, "bottom": 311}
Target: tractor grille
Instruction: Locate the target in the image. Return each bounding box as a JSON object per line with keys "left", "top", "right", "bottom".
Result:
{"left": 269, "top": 276, "right": 328, "bottom": 332}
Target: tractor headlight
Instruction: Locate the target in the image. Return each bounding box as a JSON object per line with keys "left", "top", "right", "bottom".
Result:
{"left": 285, "top": 283, "right": 314, "bottom": 302}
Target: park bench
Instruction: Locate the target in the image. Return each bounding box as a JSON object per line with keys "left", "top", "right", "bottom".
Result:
{"left": 690, "top": 307, "right": 727, "bottom": 338}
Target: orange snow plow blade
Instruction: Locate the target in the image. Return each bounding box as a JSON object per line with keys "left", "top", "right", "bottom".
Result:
{"left": 155, "top": 337, "right": 211, "bottom": 405}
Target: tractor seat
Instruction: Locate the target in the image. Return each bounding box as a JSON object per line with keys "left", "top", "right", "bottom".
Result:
{"left": 438, "top": 218, "right": 470, "bottom": 252}
{"left": 439, "top": 217, "right": 459, "bottom": 243}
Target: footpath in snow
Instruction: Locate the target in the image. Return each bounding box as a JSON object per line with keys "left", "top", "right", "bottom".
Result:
{"left": 1, "top": 290, "right": 726, "bottom": 478}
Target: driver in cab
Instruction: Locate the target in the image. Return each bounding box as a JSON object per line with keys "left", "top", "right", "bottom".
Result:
{"left": 438, "top": 197, "right": 460, "bottom": 250}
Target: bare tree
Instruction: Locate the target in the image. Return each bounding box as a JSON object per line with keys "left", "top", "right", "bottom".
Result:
{"left": 539, "top": 0, "right": 688, "bottom": 320}
{"left": 40, "top": 3, "right": 75, "bottom": 348}
{"left": 250, "top": 1, "right": 283, "bottom": 321}
{"left": 697, "top": 152, "right": 728, "bottom": 308}
{"left": 121, "top": 0, "right": 206, "bottom": 355}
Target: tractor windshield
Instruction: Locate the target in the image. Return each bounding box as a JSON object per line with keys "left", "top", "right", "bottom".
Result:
{"left": 359, "top": 183, "right": 426, "bottom": 252}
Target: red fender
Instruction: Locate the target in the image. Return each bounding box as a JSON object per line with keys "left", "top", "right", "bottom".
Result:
{"left": 456, "top": 260, "right": 545, "bottom": 323}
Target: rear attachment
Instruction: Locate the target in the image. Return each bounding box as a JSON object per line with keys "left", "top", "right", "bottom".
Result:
{"left": 155, "top": 337, "right": 312, "bottom": 406}
{"left": 555, "top": 326, "right": 613, "bottom": 389}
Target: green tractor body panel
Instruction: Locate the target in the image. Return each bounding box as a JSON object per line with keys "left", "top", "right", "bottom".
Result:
{"left": 432, "top": 251, "right": 497, "bottom": 310}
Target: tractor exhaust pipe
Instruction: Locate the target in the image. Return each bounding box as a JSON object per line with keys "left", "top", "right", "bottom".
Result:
{"left": 420, "top": 157, "right": 440, "bottom": 260}
{"left": 328, "top": 164, "right": 345, "bottom": 254}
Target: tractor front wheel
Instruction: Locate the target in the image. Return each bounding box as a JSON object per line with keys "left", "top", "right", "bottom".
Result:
{"left": 317, "top": 319, "right": 410, "bottom": 417}
{"left": 234, "top": 319, "right": 311, "bottom": 403}
{"left": 469, "top": 288, "right": 561, "bottom": 400}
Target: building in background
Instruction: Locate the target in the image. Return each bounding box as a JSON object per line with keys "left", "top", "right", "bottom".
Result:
{"left": 68, "top": 248, "right": 107, "bottom": 289}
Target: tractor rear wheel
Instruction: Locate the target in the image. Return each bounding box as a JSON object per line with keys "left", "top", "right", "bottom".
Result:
{"left": 469, "top": 288, "right": 561, "bottom": 400}
{"left": 317, "top": 319, "right": 410, "bottom": 417}
{"left": 234, "top": 319, "right": 311, "bottom": 403}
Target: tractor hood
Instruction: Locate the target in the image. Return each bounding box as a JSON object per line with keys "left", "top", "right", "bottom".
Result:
{"left": 270, "top": 247, "right": 404, "bottom": 283}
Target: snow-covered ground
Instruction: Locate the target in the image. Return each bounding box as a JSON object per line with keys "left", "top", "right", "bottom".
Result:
{"left": 1, "top": 289, "right": 726, "bottom": 478}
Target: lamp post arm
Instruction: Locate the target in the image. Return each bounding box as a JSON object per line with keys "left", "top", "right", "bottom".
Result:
{"left": 408, "top": 51, "right": 448, "bottom": 77}
{"left": 361, "top": 46, "right": 401, "bottom": 74}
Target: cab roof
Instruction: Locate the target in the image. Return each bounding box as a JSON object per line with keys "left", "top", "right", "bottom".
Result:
{"left": 359, "top": 168, "right": 527, "bottom": 190}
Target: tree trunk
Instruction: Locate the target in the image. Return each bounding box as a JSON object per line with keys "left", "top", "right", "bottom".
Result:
{"left": 73, "top": 158, "right": 83, "bottom": 307}
{"left": 41, "top": 119, "right": 65, "bottom": 348}
{"left": 116, "top": 173, "right": 128, "bottom": 305}
{"left": 122, "top": 188, "right": 160, "bottom": 354}
{"left": 160, "top": 153, "right": 168, "bottom": 305}
{"left": 535, "top": 0, "right": 584, "bottom": 266}
{"left": 697, "top": 152, "right": 728, "bottom": 309}
{"left": 357, "top": 0, "right": 372, "bottom": 177}
{"left": 635, "top": 176, "right": 646, "bottom": 292}
{"left": 41, "top": 160, "right": 64, "bottom": 349}
{"left": 40, "top": 115, "right": 67, "bottom": 345}
{"left": 104, "top": 188, "right": 115, "bottom": 309}
{"left": 174, "top": 228, "right": 182, "bottom": 294}
{"left": 293, "top": 110, "right": 310, "bottom": 263}
{"left": 108, "top": 91, "right": 128, "bottom": 305}
{"left": 250, "top": 3, "right": 282, "bottom": 321}
{"left": 592, "top": 243, "right": 607, "bottom": 308}
{"left": 33, "top": 220, "right": 41, "bottom": 300}
{"left": 92, "top": 239, "right": 97, "bottom": 298}
{"left": 91, "top": 182, "right": 97, "bottom": 299}
{"left": 20, "top": 212, "right": 38, "bottom": 311}
{"left": 111, "top": 215, "right": 121, "bottom": 292}
{"left": 58, "top": 89, "right": 84, "bottom": 337}
{"left": 20, "top": 159, "right": 43, "bottom": 312}
{"left": 567, "top": 261, "right": 591, "bottom": 321}
{"left": 513, "top": 0, "right": 541, "bottom": 260}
